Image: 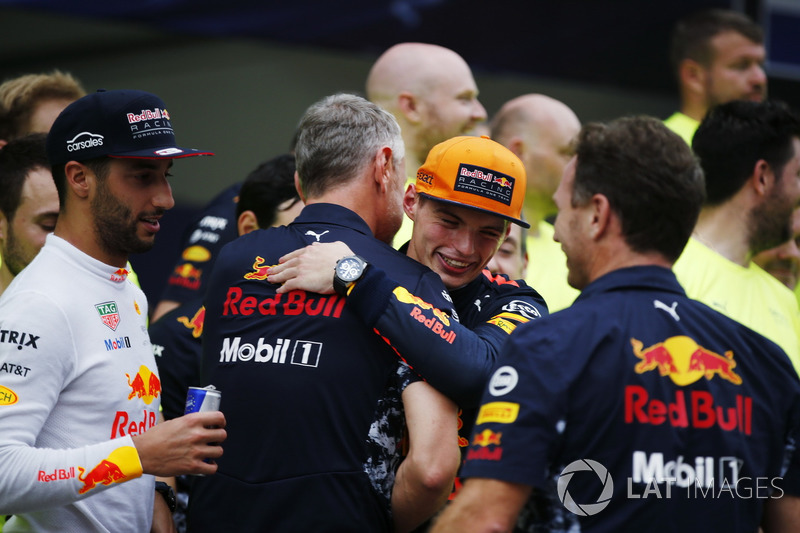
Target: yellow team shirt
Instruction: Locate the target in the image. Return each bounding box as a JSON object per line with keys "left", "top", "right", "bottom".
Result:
{"left": 664, "top": 112, "right": 700, "bottom": 147}
{"left": 525, "top": 220, "right": 579, "bottom": 313}
{"left": 674, "top": 237, "right": 800, "bottom": 374}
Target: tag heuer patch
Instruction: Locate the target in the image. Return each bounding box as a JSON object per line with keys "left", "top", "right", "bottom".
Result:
{"left": 96, "top": 301, "right": 120, "bottom": 331}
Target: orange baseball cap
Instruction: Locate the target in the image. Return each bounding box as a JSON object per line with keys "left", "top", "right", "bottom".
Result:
{"left": 415, "top": 136, "right": 529, "bottom": 228}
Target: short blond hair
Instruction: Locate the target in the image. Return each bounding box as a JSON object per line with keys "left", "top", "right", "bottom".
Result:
{"left": 0, "top": 70, "right": 85, "bottom": 140}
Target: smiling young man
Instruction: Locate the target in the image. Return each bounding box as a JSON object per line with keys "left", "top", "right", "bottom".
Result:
{"left": 0, "top": 89, "right": 226, "bottom": 532}
{"left": 269, "top": 135, "right": 548, "bottom": 408}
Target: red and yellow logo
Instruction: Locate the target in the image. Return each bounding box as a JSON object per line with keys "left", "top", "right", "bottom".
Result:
{"left": 244, "top": 256, "right": 276, "bottom": 281}
{"left": 125, "top": 365, "right": 161, "bottom": 405}
{"left": 0, "top": 385, "right": 18, "bottom": 406}
{"left": 632, "top": 336, "right": 741, "bottom": 386}
{"left": 78, "top": 446, "right": 140, "bottom": 494}
{"left": 178, "top": 306, "right": 206, "bottom": 338}
{"left": 472, "top": 429, "right": 502, "bottom": 447}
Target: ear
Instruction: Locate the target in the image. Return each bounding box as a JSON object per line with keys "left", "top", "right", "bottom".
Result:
{"left": 237, "top": 210, "right": 259, "bottom": 236}
{"left": 403, "top": 183, "right": 418, "bottom": 220}
{"left": 588, "top": 193, "right": 613, "bottom": 241}
{"left": 373, "top": 146, "right": 394, "bottom": 194}
{"left": 506, "top": 137, "right": 525, "bottom": 159}
{"left": 293, "top": 171, "right": 307, "bottom": 203}
{"left": 679, "top": 59, "right": 707, "bottom": 96}
{"left": 397, "top": 92, "right": 421, "bottom": 124}
{"left": 64, "top": 161, "right": 91, "bottom": 199}
{"left": 751, "top": 160, "right": 774, "bottom": 197}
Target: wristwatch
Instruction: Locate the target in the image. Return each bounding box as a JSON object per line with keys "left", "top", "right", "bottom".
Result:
{"left": 334, "top": 255, "right": 368, "bottom": 296}
{"left": 155, "top": 481, "right": 177, "bottom": 513}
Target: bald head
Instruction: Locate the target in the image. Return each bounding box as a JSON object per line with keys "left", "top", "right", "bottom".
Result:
{"left": 492, "top": 94, "right": 580, "bottom": 220}
{"left": 367, "top": 43, "right": 487, "bottom": 172}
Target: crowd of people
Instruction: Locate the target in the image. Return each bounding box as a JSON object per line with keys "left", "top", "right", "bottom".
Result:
{"left": 0, "top": 6, "right": 799, "bottom": 533}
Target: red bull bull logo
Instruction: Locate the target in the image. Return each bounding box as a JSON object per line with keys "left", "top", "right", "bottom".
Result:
{"left": 109, "top": 268, "right": 128, "bottom": 282}
{"left": 77, "top": 446, "right": 139, "bottom": 494}
{"left": 178, "top": 306, "right": 206, "bottom": 338}
{"left": 467, "top": 429, "right": 504, "bottom": 461}
{"left": 493, "top": 176, "right": 512, "bottom": 188}
{"left": 244, "top": 256, "right": 274, "bottom": 281}
{"left": 126, "top": 365, "right": 161, "bottom": 405}
{"left": 628, "top": 336, "right": 749, "bottom": 434}
{"left": 169, "top": 263, "right": 202, "bottom": 290}
{"left": 472, "top": 429, "right": 503, "bottom": 447}
{"left": 632, "top": 336, "right": 741, "bottom": 386}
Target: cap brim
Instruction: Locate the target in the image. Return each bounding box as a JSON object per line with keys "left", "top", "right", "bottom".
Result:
{"left": 109, "top": 147, "right": 214, "bottom": 159}
{"left": 419, "top": 193, "right": 531, "bottom": 229}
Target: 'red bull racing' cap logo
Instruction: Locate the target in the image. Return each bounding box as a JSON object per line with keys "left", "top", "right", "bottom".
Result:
{"left": 126, "top": 365, "right": 161, "bottom": 405}
{"left": 631, "top": 336, "right": 741, "bottom": 386}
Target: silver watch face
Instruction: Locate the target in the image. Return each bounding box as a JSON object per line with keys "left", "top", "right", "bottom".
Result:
{"left": 337, "top": 257, "right": 363, "bottom": 282}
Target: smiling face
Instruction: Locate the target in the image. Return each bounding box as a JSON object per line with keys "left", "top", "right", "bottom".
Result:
{"left": 414, "top": 56, "right": 487, "bottom": 161}
{"left": 753, "top": 207, "right": 800, "bottom": 290}
{"left": 88, "top": 158, "right": 175, "bottom": 262}
{"left": 405, "top": 189, "right": 507, "bottom": 290}
{"left": 552, "top": 157, "right": 594, "bottom": 290}
{"left": 748, "top": 137, "right": 800, "bottom": 255}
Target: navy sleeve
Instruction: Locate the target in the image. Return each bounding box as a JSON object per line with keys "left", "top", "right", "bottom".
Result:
{"left": 347, "top": 266, "right": 547, "bottom": 407}
{"left": 149, "top": 300, "right": 205, "bottom": 420}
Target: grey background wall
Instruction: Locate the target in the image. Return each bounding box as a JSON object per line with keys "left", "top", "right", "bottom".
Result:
{"left": 1, "top": 8, "right": 676, "bottom": 208}
{"left": 0, "top": 7, "right": 678, "bottom": 306}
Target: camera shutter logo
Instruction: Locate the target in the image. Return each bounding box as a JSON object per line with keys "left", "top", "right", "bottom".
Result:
{"left": 557, "top": 459, "right": 614, "bottom": 516}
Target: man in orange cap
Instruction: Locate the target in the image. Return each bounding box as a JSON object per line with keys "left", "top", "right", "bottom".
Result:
{"left": 269, "top": 136, "right": 548, "bottom": 445}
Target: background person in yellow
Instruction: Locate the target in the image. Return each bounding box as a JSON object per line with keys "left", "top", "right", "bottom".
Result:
{"left": 664, "top": 8, "right": 766, "bottom": 145}
{"left": 366, "top": 42, "right": 487, "bottom": 248}
{"left": 490, "top": 93, "right": 581, "bottom": 311}
{"left": 674, "top": 99, "right": 800, "bottom": 374}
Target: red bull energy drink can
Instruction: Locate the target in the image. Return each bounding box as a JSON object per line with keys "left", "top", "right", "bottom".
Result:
{"left": 184, "top": 385, "right": 221, "bottom": 414}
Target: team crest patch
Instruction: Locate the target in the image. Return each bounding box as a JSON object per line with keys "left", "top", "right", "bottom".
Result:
{"left": 454, "top": 163, "right": 515, "bottom": 206}
{"left": 96, "top": 301, "right": 120, "bottom": 331}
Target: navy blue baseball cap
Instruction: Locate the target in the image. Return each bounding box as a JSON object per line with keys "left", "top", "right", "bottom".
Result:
{"left": 46, "top": 89, "right": 213, "bottom": 166}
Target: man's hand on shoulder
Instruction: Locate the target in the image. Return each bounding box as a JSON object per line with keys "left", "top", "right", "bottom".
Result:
{"left": 268, "top": 241, "right": 354, "bottom": 294}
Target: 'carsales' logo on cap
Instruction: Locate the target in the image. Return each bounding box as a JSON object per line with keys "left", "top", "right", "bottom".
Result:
{"left": 66, "top": 132, "right": 104, "bottom": 152}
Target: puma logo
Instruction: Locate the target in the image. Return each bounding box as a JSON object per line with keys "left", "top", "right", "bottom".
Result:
{"left": 653, "top": 300, "right": 680, "bottom": 321}
{"left": 305, "top": 230, "right": 330, "bottom": 242}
